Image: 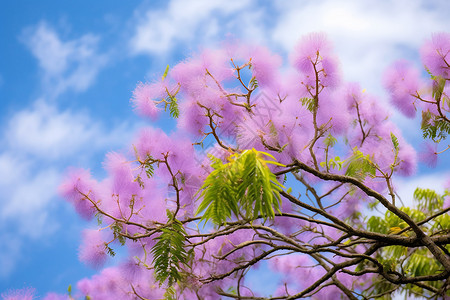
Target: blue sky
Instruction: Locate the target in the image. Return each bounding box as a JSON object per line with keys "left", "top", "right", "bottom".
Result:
{"left": 0, "top": 0, "right": 449, "bottom": 297}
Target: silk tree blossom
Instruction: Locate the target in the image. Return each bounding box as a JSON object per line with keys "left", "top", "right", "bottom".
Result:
{"left": 59, "top": 168, "right": 100, "bottom": 220}
{"left": 47, "top": 33, "right": 450, "bottom": 299}
{"left": 78, "top": 229, "right": 109, "bottom": 268}
{"left": 291, "top": 33, "right": 341, "bottom": 90}
{"left": 419, "top": 142, "right": 439, "bottom": 167}
{"left": 131, "top": 82, "right": 164, "bottom": 120}
{"left": 248, "top": 46, "right": 282, "bottom": 88}
{"left": 421, "top": 32, "right": 450, "bottom": 79}
{"left": 77, "top": 267, "right": 165, "bottom": 299}
{"left": 42, "top": 293, "right": 67, "bottom": 300}
{"left": 1, "top": 288, "right": 35, "bottom": 300}
{"left": 383, "top": 60, "right": 421, "bottom": 118}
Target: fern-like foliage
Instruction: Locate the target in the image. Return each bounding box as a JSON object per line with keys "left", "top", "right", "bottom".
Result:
{"left": 414, "top": 187, "right": 445, "bottom": 213}
{"left": 151, "top": 211, "right": 189, "bottom": 288}
{"left": 168, "top": 95, "right": 179, "bottom": 118}
{"left": 364, "top": 186, "right": 450, "bottom": 298}
{"left": 421, "top": 110, "right": 450, "bottom": 142}
{"left": 300, "top": 97, "right": 317, "bottom": 112}
{"left": 196, "top": 148, "right": 285, "bottom": 225}
{"left": 344, "top": 148, "right": 376, "bottom": 180}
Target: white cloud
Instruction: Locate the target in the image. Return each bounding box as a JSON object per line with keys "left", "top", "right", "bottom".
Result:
{"left": 4, "top": 100, "right": 132, "bottom": 161}
{"left": 0, "top": 153, "right": 29, "bottom": 186}
{"left": 1, "top": 168, "right": 60, "bottom": 238}
{"left": 0, "top": 98, "right": 135, "bottom": 277}
{"left": 0, "top": 98, "right": 135, "bottom": 233}
{"left": 22, "top": 22, "right": 108, "bottom": 98}
{"left": 129, "top": 0, "right": 265, "bottom": 55}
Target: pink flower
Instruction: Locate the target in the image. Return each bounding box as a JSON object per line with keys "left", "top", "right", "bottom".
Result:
{"left": 43, "top": 293, "right": 68, "bottom": 300}
{"left": 177, "top": 100, "right": 208, "bottom": 136}
{"left": 133, "top": 127, "right": 169, "bottom": 160}
{"left": 131, "top": 82, "right": 165, "bottom": 120}
{"left": 419, "top": 142, "right": 438, "bottom": 167}
{"left": 249, "top": 46, "right": 282, "bottom": 87}
{"left": 421, "top": 32, "right": 450, "bottom": 79}
{"left": 79, "top": 229, "right": 108, "bottom": 268}
{"left": 59, "top": 168, "right": 98, "bottom": 220}
{"left": 291, "top": 33, "right": 340, "bottom": 89}
{"left": 397, "top": 143, "right": 417, "bottom": 176}
{"left": 383, "top": 60, "right": 421, "bottom": 118}
{"left": 1, "top": 288, "right": 35, "bottom": 300}
{"left": 291, "top": 32, "right": 332, "bottom": 74}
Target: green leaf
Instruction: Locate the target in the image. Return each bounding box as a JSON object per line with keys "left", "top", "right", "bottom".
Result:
{"left": 196, "top": 148, "right": 285, "bottom": 224}
{"left": 143, "top": 155, "right": 156, "bottom": 178}
{"left": 249, "top": 77, "right": 259, "bottom": 89}
{"left": 367, "top": 215, "right": 388, "bottom": 234}
{"left": 106, "top": 244, "right": 116, "bottom": 257}
{"left": 344, "top": 148, "right": 376, "bottom": 180}
{"left": 162, "top": 64, "right": 170, "bottom": 81}
{"left": 390, "top": 132, "right": 399, "bottom": 151}
{"left": 324, "top": 133, "right": 337, "bottom": 148}
{"left": 168, "top": 96, "right": 179, "bottom": 118}
{"left": 421, "top": 111, "right": 450, "bottom": 142}
{"left": 413, "top": 187, "right": 444, "bottom": 212}
{"left": 300, "top": 97, "right": 317, "bottom": 112}
{"left": 151, "top": 218, "right": 189, "bottom": 288}
{"left": 432, "top": 75, "right": 446, "bottom": 102}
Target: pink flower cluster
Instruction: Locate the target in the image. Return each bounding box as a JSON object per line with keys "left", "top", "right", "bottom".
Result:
{"left": 54, "top": 32, "right": 450, "bottom": 299}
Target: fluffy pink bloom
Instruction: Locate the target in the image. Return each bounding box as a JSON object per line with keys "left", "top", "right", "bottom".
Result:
{"left": 249, "top": 46, "right": 282, "bottom": 87}
{"left": 77, "top": 267, "right": 164, "bottom": 300}
{"left": 131, "top": 82, "right": 165, "bottom": 120}
{"left": 320, "top": 56, "right": 341, "bottom": 87}
{"left": 59, "top": 168, "right": 98, "bottom": 220}
{"left": 343, "top": 82, "right": 363, "bottom": 109}
{"left": 79, "top": 229, "right": 108, "bottom": 268}
{"left": 1, "top": 288, "right": 35, "bottom": 300}
{"left": 170, "top": 59, "right": 205, "bottom": 97}
{"left": 120, "top": 259, "right": 145, "bottom": 282}
{"left": 383, "top": 60, "right": 421, "bottom": 118}
{"left": 292, "top": 32, "right": 332, "bottom": 74}
{"left": 316, "top": 89, "right": 351, "bottom": 134}
{"left": 43, "top": 293, "right": 67, "bottom": 300}
{"left": 291, "top": 33, "right": 340, "bottom": 89}
{"left": 133, "top": 127, "right": 169, "bottom": 160}
{"left": 419, "top": 142, "right": 438, "bottom": 167}
{"left": 104, "top": 152, "right": 137, "bottom": 196}
{"left": 421, "top": 32, "right": 450, "bottom": 79}
{"left": 199, "top": 48, "right": 234, "bottom": 82}
{"left": 177, "top": 100, "right": 209, "bottom": 136}
{"left": 397, "top": 143, "right": 417, "bottom": 176}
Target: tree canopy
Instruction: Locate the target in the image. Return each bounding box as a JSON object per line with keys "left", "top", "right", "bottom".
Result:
{"left": 14, "top": 32, "right": 450, "bottom": 300}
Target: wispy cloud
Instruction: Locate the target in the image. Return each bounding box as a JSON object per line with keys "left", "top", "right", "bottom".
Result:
{"left": 4, "top": 100, "right": 131, "bottom": 161}
{"left": 21, "top": 22, "right": 108, "bottom": 99}
{"left": 1, "top": 20, "right": 135, "bottom": 278}
{"left": 0, "top": 97, "right": 135, "bottom": 277}
{"left": 129, "top": 0, "right": 265, "bottom": 56}
{"left": 0, "top": 99, "right": 134, "bottom": 232}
